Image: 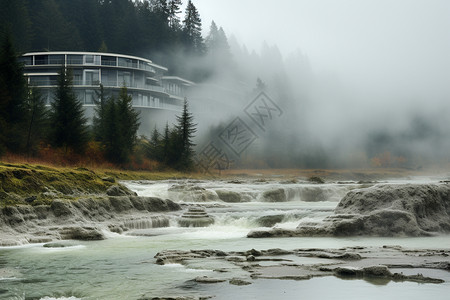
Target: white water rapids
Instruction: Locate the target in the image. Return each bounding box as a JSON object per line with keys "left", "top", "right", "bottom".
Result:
{"left": 1, "top": 176, "right": 449, "bottom": 299}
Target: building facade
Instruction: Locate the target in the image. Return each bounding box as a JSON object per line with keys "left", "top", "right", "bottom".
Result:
{"left": 20, "top": 51, "right": 194, "bottom": 134}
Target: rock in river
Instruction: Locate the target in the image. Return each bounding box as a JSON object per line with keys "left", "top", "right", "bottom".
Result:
{"left": 261, "top": 188, "right": 286, "bottom": 202}
{"left": 178, "top": 206, "right": 215, "bottom": 227}
{"left": 249, "top": 184, "right": 450, "bottom": 237}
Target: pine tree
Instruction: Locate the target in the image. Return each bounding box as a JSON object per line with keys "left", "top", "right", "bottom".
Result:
{"left": 92, "top": 84, "right": 108, "bottom": 142}
{"left": 48, "top": 66, "right": 89, "bottom": 153}
{"left": 101, "top": 86, "right": 140, "bottom": 164}
{"left": 205, "top": 21, "right": 232, "bottom": 76}
{"left": 151, "top": 0, "right": 169, "bottom": 22}
{"left": 175, "top": 97, "right": 197, "bottom": 170}
{"left": 217, "top": 27, "right": 231, "bottom": 56}
{"left": 205, "top": 21, "right": 219, "bottom": 51}
{"left": 162, "top": 122, "right": 170, "bottom": 163}
{"left": 29, "top": 0, "right": 83, "bottom": 51}
{"left": 103, "top": 96, "right": 121, "bottom": 162}
{"left": 0, "top": 31, "right": 28, "bottom": 153}
{"left": 146, "top": 127, "right": 162, "bottom": 161}
{"left": 168, "top": 0, "right": 182, "bottom": 30}
{"left": 183, "top": 0, "right": 204, "bottom": 55}
{"left": 24, "top": 86, "right": 48, "bottom": 156}
{"left": 116, "top": 86, "right": 140, "bottom": 161}
{"left": 0, "top": 0, "right": 32, "bottom": 52}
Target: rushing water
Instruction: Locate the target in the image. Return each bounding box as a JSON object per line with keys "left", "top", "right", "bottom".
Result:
{"left": 1, "top": 177, "right": 450, "bottom": 299}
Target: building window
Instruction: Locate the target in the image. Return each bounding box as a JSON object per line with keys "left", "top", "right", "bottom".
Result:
{"left": 101, "top": 69, "right": 117, "bottom": 87}
{"left": 85, "top": 90, "right": 95, "bottom": 104}
{"left": 73, "top": 69, "right": 82, "bottom": 85}
{"left": 118, "top": 57, "right": 137, "bottom": 68}
{"left": 68, "top": 55, "right": 83, "bottom": 65}
{"left": 118, "top": 71, "right": 132, "bottom": 87}
{"left": 84, "top": 69, "right": 99, "bottom": 86}
{"left": 48, "top": 55, "right": 64, "bottom": 65}
{"left": 85, "top": 55, "right": 94, "bottom": 64}
{"left": 84, "top": 55, "right": 100, "bottom": 65}
{"left": 143, "top": 95, "right": 149, "bottom": 106}
{"left": 35, "top": 55, "right": 48, "bottom": 65}
{"left": 101, "top": 56, "right": 116, "bottom": 66}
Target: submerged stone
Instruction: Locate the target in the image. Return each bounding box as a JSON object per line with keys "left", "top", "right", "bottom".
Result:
{"left": 229, "top": 278, "right": 252, "bottom": 285}
{"left": 195, "top": 276, "right": 226, "bottom": 283}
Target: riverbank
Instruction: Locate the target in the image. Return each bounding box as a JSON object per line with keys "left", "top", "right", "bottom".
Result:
{"left": 0, "top": 162, "right": 189, "bottom": 246}
{"left": 0, "top": 162, "right": 438, "bottom": 203}
{"left": 0, "top": 162, "right": 204, "bottom": 206}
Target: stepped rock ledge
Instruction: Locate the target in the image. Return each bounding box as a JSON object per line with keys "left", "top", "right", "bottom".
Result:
{"left": 0, "top": 184, "right": 181, "bottom": 246}
{"left": 248, "top": 184, "right": 450, "bottom": 238}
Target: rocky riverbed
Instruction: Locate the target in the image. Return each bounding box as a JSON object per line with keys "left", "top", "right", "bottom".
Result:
{"left": 153, "top": 245, "right": 449, "bottom": 288}
{"left": 1, "top": 170, "right": 450, "bottom": 299}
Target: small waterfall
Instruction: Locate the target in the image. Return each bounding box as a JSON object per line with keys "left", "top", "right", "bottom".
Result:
{"left": 123, "top": 216, "right": 170, "bottom": 229}
{"left": 284, "top": 185, "right": 353, "bottom": 202}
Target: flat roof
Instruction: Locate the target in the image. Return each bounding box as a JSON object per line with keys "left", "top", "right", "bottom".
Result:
{"left": 161, "top": 76, "right": 195, "bottom": 86}
{"left": 22, "top": 51, "right": 168, "bottom": 71}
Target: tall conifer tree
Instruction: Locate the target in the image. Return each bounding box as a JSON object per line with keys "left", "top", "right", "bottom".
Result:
{"left": 175, "top": 97, "right": 197, "bottom": 170}
{"left": 97, "top": 86, "right": 140, "bottom": 164}
{"left": 0, "top": 32, "right": 28, "bottom": 153}
{"left": 48, "top": 66, "right": 88, "bottom": 153}
{"left": 183, "top": 0, "right": 204, "bottom": 55}
{"left": 24, "top": 86, "right": 48, "bottom": 156}
{"left": 168, "top": 0, "right": 182, "bottom": 29}
{"left": 116, "top": 86, "right": 140, "bottom": 161}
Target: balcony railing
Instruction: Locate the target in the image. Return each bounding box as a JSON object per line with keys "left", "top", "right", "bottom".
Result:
{"left": 28, "top": 77, "right": 171, "bottom": 96}
{"left": 72, "top": 80, "right": 100, "bottom": 86}
{"left": 101, "top": 60, "right": 117, "bottom": 66}
{"left": 35, "top": 58, "right": 65, "bottom": 65}
{"left": 67, "top": 58, "right": 84, "bottom": 65}
{"left": 29, "top": 79, "right": 58, "bottom": 86}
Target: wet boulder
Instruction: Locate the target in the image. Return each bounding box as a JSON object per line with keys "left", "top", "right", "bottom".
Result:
{"left": 299, "top": 187, "right": 329, "bottom": 202}
{"left": 58, "top": 226, "right": 105, "bottom": 240}
{"left": 297, "top": 184, "right": 450, "bottom": 237}
{"left": 216, "top": 190, "right": 243, "bottom": 203}
{"left": 256, "top": 214, "right": 284, "bottom": 227}
{"left": 168, "top": 184, "right": 219, "bottom": 202}
{"left": 261, "top": 189, "right": 286, "bottom": 202}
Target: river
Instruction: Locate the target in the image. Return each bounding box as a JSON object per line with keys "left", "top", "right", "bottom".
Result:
{"left": 1, "top": 177, "right": 449, "bottom": 299}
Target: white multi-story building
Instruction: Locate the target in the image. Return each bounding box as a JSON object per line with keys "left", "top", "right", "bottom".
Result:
{"left": 20, "top": 51, "right": 194, "bottom": 134}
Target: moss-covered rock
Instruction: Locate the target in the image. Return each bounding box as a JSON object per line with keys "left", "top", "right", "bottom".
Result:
{"left": 0, "top": 163, "right": 117, "bottom": 205}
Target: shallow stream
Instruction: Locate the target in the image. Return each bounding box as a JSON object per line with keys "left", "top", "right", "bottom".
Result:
{"left": 1, "top": 177, "right": 449, "bottom": 299}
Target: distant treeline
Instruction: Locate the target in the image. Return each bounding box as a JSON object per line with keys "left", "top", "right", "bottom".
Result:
{"left": 1, "top": 0, "right": 232, "bottom": 81}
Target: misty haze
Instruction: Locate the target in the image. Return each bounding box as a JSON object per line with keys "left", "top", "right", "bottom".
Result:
{"left": 1, "top": 1, "right": 450, "bottom": 299}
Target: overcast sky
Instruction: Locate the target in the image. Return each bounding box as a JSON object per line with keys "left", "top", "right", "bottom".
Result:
{"left": 190, "top": 0, "right": 450, "bottom": 97}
